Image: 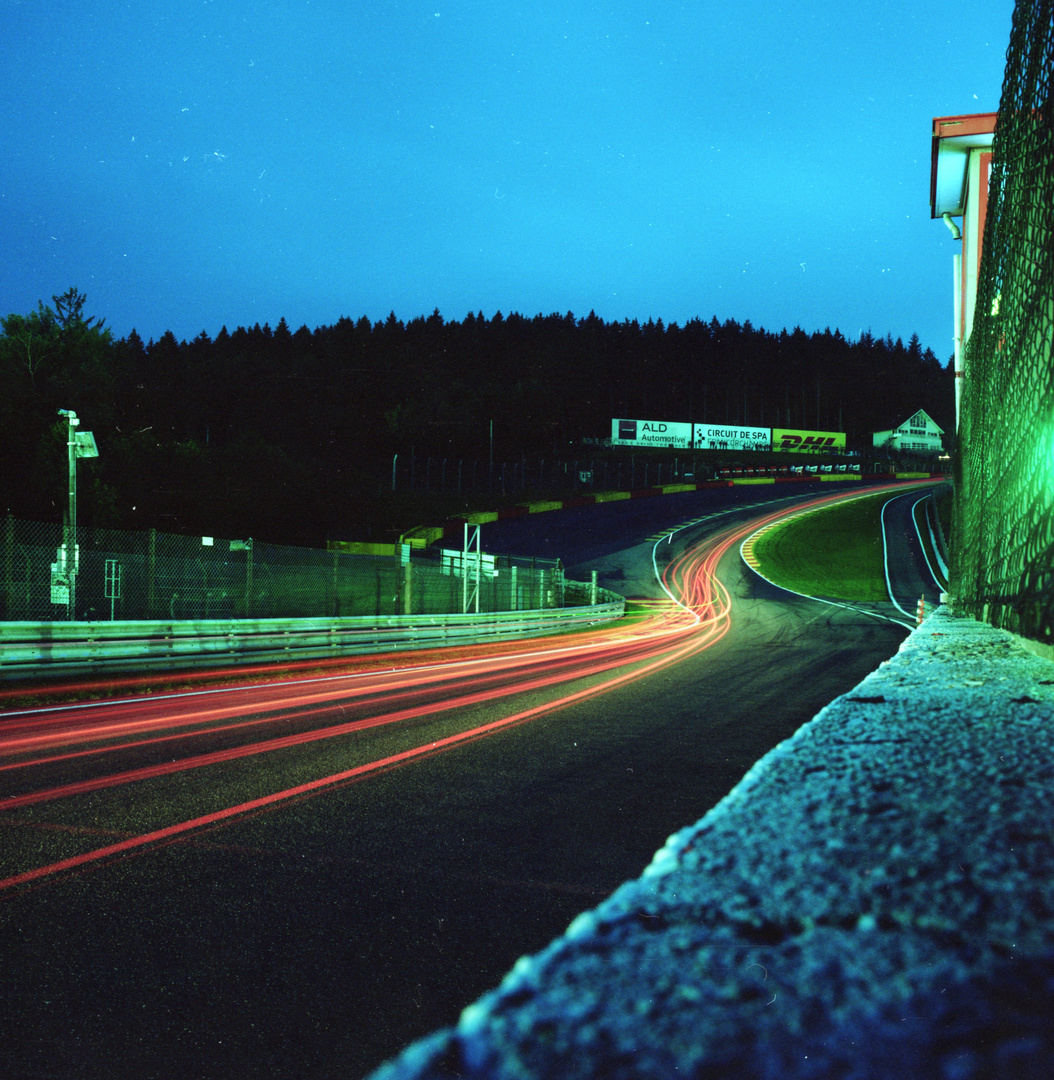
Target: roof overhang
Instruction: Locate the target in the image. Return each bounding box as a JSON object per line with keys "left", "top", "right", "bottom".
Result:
{"left": 930, "top": 112, "right": 998, "bottom": 218}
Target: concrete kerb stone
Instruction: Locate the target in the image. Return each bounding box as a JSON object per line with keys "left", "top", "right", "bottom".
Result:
{"left": 368, "top": 609, "right": 1054, "bottom": 1079}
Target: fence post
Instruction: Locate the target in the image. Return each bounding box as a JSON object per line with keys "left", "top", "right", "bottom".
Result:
{"left": 402, "top": 545, "right": 412, "bottom": 615}
{"left": 147, "top": 528, "right": 157, "bottom": 618}
{"left": 2, "top": 513, "right": 13, "bottom": 619}
{"left": 245, "top": 539, "right": 254, "bottom": 618}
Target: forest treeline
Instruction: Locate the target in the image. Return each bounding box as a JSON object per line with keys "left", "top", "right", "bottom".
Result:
{"left": 2, "top": 291, "right": 952, "bottom": 545}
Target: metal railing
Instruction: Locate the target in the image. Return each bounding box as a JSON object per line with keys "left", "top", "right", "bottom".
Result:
{"left": 0, "top": 594, "right": 625, "bottom": 681}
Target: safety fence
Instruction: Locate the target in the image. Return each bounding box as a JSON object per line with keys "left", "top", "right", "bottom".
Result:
{"left": 0, "top": 516, "right": 566, "bottom": 623}
{"left": 953, "top": 0, "right": 1054, "bottom": 643}
{"left": 392, "top": 455, "right": 909, "bottom": 495}
{"left": 393, "top": 454, "right": 700, "bottom": 495}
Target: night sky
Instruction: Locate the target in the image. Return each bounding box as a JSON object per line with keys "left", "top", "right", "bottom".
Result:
{"left": 2, "top": 1, "right": 1011, "bottom": 357}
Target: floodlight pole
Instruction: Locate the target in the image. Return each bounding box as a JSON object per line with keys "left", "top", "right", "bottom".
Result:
{"left": 57, "top": 409, "right": 79, "bottom": 619}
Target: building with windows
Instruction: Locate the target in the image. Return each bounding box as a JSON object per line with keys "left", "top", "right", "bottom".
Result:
{"left": 872, "top": 409, "right": 945, "bottom": 454}
{"left": 930, "top": 111, "right": 997, "bottom": 431}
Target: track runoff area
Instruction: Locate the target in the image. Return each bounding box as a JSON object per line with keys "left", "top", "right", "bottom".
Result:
{"left": 739, "top": 479, "right": 946, "bottom": 630}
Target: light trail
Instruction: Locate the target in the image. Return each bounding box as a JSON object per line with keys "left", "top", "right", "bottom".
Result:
{"left": 0, "top": 609, "right": 697, "bottom": 762}
{"left": 0, "top": 612, "right": 727, "bottom": 892}
{"left": 2, "top": 620, "right": 707, "bottom": 812}
{"left": 0, "top": 640, "right": 657, "bottom": 762}
{"left": 0, "top": 601, "right": 694, "bottom": 751}
{"left": 0, "top": 485, "right": 913, "bottom": 893}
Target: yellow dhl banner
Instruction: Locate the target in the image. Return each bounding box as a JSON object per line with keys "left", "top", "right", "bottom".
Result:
{"left": 772, "top": 428, "right": 846, "bottom": 453}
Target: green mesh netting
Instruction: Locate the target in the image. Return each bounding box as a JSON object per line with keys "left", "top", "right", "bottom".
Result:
{"left": 954, "top": 0, "right": 1054, "bottom": 642}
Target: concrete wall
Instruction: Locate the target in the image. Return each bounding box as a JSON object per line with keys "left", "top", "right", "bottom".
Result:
{"left": 369, "top": 609, "right": 1054, "bottom": 1079}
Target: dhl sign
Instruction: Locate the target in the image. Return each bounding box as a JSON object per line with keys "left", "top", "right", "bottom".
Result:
{"left": 772, "top": 428, "right": 846, "bottom": 453}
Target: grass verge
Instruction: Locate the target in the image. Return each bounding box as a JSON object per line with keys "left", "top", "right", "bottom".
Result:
{"left": 750, "top": 492, "right": 892, "bottom": 602}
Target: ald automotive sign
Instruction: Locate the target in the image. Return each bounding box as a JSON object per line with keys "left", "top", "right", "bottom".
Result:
{"left": 612, "top": 419, "right": 692, "bottom": 448}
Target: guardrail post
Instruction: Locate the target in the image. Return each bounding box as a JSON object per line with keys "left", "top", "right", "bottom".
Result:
{"left": 2, "top": 513, "right": 12, "bottom": 620}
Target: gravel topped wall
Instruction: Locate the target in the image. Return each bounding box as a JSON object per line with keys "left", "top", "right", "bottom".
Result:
{"left": 368, "top": 609, "right": 1054, "bottom": 1079}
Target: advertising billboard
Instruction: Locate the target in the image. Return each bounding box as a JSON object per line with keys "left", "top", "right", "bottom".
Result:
{"left": 611, "top": 419, "right": 692, "bottom": 448}
{"left": 693, "top": 424, "right": 771, "bottom": 451}
{"left": 772, "top": 428, "right": 846, "bottom": 453}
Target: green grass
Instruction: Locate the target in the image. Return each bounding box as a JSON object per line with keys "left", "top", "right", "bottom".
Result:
{"left": 751, "top": 492, "right": 891, "bottom": 602}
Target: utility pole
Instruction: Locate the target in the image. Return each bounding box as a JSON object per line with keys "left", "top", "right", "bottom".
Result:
{"left": 55, "top": 409, "right": 98, "bottom": 619}
{"left": 57, "top": 410, "right": 78, "bottom": 619}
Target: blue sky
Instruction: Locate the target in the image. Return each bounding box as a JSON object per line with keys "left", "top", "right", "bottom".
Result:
{"left": 2, "top": 1, "right": 1012, "bottom": 357}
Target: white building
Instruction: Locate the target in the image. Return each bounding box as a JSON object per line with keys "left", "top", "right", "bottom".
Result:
{"left": 872, "top": 410, "right": 945, "bottom": 454}
{"left": 930, "top": 111, "right": 997, "bottom": 430}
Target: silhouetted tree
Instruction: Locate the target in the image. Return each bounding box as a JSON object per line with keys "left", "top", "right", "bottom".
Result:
{"left": 1, "top": 289, "right": 953, "bottom": 540}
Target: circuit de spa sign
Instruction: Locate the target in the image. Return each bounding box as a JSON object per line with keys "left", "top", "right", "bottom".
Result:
{"left": 692, "top": 424, "right": 770, "bottom": 451}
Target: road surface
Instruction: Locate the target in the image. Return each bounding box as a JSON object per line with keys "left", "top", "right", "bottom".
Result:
{"left": 0, "top": 483, "right": 917, "bottom": 1080}
{"left": 880, "top": 486, "right": 948, "bottom": 617}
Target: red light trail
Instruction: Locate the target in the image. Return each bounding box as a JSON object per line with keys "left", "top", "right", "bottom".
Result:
{"left": 0, "top": 485, "right": 926, "bottom": 894}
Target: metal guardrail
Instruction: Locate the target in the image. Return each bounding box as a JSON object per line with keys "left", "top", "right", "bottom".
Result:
{"left": 0, "top": 592, "right": 625, "bottom": 681}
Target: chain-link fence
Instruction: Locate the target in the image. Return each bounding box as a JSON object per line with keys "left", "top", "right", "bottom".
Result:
{"left": 0, "top": 516, "right": 565, "bottom": 622}
{"left": 393, "top": 454, "right": 705, "bottom": 494}
{"left": 953, "top": 0, "right": 1054, "bottom": 643}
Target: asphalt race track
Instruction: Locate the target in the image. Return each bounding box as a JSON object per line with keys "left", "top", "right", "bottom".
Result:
{"left": 878, "top": 486, "right": 947, "bottom": 616}
{"left": 0, "top": 483, "right": 922, "bottom": 1080}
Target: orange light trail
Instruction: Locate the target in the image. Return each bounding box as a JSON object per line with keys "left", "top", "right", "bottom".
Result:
{"left": 0, "top": 485, "right": 920, "bottom": 892}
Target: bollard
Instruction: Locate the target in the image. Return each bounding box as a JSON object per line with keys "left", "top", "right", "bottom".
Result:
{"left": 916, "top": 595, "right": 926, "bottom": 626}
